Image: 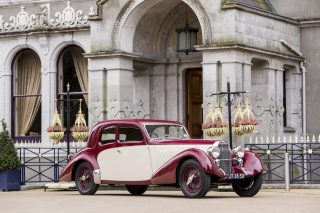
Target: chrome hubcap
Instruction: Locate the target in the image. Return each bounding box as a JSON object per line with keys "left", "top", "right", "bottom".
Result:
{"left": 186, "top": 173, "right": 195, "bottom": 186}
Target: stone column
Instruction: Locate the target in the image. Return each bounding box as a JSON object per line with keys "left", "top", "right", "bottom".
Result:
{"left": 202, "top": 51, "right": 219, "bottom": 113}
{"left": 150, "top": 64, "right": 166, "bottom": 120}
{"left": 221, "top": 61, "right": 248, "bottom": 147}
{"left": 87, "top": 54, "right": 134, "bottom": 125}
{"left": 0, "top": 74, "right": 12, "bottom": 133}
{"left": 166, "top": 63, "right": 179, "bottom": 121}
{"left": 242, "top": 62, "right": 252, "bottom": 92}
{"left": 41, "top": 61, "right": 57, "bottom": 145}
{"left": 220, "top": 62, "right": 243, "bottom": 92}
{"left": 262, "top": 67, "right": 276, "bottom": 136}
{"left": 87, "top": 58, "right": 107, "bottom": 127}
{"left": 275, "top": 68, "right": 284, "bottom": 135}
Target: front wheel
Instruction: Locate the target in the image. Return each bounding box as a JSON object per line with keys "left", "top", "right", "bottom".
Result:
{"left": 125, "top": 185, "right": 148, "bottom": 195}
{"left": 232, "top": 173, "right": 263, "bottom": 197}
{"left": 178, "top": 159, "right": 211, "bottom": 198}
{"left": 75, "top": 162, "right": 99, "bottom": 195}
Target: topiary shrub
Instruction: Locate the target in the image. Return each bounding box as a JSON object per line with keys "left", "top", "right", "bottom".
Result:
{"left": 0, "top": 120, "right": 20, "bottom": 171}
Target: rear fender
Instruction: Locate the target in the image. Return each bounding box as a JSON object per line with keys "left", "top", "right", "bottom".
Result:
{"left": 151, "top": 148, "right": 224, "bottom": 185}
{"left": 59, "top": 152, "right": 99, "bottom": 182}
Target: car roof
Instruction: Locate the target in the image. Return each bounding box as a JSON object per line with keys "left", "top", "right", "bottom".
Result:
{"left": 95, "top": 119, "right": 182, "bottom": 126}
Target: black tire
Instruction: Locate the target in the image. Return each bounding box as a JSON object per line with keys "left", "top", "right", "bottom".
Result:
{"left": 125, "top": 185, "right": 148, "bottom": 195}
{"left": 178, "top": 159, "right": 211, "bottom": 198}
{"left": 232, "top": 173, "right": 263, "bottom": 197}
{"left": 75, "top": 162, "right": 99, "bottom": 195}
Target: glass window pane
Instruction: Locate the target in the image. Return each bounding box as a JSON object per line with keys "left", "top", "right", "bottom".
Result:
{"left": 100, "top": 126, "right": 116, "bottom": 145}
{"left": 118, "top": 126, "right": 143, "bottom": 142}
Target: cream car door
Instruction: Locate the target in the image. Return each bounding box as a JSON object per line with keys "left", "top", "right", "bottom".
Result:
{"left": 98, "top": 124, "right": 153, "bottom": 181}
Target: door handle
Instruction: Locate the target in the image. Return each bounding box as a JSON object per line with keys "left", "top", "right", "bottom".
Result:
{"left": 117, "top": 150, "right": 121, "bottom": 154}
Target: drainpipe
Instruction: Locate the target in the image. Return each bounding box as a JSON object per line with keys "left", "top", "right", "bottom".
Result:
{"left": 300, "top": 62, "right": 307, "bottom": 139}
{"left": 280, "top": 40, "right": 307, "bottom": 138}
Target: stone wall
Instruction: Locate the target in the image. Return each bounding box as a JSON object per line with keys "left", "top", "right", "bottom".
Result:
{"left": 270, "top": 0, "right": 320, "bottom": 136}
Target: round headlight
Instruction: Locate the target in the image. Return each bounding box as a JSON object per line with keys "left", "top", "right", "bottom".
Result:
{"left": 211, "top": 146, "right": 220, "bottom": 158}
{"left": 237, "top": 149, "right": 245, "bottom": 158}
{"left": 233, "top": 146, "right": 245, "bottom": 158}
{"left": 208, "top": 142, "right": 220, "bottom": 158}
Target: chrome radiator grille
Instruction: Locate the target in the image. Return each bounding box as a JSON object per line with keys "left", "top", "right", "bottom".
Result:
{"left": 218, "top": 143, "right": 232, "bottom": 175}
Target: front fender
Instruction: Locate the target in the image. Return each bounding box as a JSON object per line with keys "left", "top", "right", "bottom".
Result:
{"left": 151, "top": 148, "right": 224, "bottom": 185}
{"left": 59, "top": 150, "right": 99, "bottom": 182}
{"left": 233, "top": 151, "right": 264, "bottom": 177}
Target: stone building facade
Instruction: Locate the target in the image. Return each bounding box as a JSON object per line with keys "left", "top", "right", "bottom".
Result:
{"left": 0, "top": 0, "right": 317, "bottom": 145}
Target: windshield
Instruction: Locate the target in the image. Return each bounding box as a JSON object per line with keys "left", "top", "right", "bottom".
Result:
{"left": 145, "top": 124, "right": 190, "bottom": 140}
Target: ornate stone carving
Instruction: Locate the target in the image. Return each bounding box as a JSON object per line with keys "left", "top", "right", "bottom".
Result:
{"left": 89, "top": 96, "right": 104, "bottom": 124}
{"left": 36, "top": 5, "right": 49, "bottom": 29}
{"left": 2, "top": 5, "right": 36, "bottom": 31}
{"left": 89, "top": 7, "right": 96, "bottom": 16}
{"left": 50, "top": 1, "right": 89, "bottom": 27}
{"left": 0, "top": 1, "right": 91, "bottom": 33}
{"left": 134, "top": 99, "right": 150, "bottom": 119}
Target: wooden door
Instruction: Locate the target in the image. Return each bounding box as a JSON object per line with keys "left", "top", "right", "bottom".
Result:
{"left": 186, "top": 69, "right": 203, "bottom": 139}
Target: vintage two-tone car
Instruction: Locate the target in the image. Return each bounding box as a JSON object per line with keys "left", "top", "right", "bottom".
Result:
{"left": 60, "top": 119, "right": 263, "bottom": 198}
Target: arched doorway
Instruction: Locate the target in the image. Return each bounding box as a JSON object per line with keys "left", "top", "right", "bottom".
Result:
{"left": 94, "top": 0, "right": 208, "bottom": 136}
{"left": 12, "top": 49, "right": 41, "bottom": 140}
{"left": 57, "top": 45, "right": 88, "bottom": 130}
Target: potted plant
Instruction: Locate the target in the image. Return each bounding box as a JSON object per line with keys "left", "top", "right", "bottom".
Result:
{"left": 0, "top": 120, "right": 21, "bottom": 191}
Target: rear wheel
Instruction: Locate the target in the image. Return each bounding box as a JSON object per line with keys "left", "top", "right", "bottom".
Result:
{"left": 125, "top": 185, "right": 148, "bottom": 195}
{"left": 75, "top": 162, "right": 99, "bottom": 195}
{"left": 232, "top": 173, "right": 263, "bottom": 197}
{"left": 178, "top": 159, "right": 211, "bottom": 198}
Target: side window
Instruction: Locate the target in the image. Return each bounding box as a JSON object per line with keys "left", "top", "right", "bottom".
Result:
{"left": 100, "top": 126, "right": 116, "bottom": 145}
{"left": 118, "top": 125, "right": 143, "bottom": 142}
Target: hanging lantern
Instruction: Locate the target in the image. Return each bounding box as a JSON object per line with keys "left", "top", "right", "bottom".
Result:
{"left": 176, "top": 6, "right": 198, "bottom": 55}
{"left": 71, "top": 99, "right": 89, "bottom": 143}
{"left": 47, "top": 100, "right": 65, "bottom": 144}
{"left": 202, "top": 105, "right": 228, "bottom": 137}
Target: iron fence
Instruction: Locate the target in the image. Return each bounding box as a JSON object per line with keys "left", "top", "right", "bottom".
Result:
{"left": 15, "top": 140, "right": 320, "bottom": 184}
{"left": 16, "top": 146, "right": 83, "bottom": 184}
{"left": 245, "top": 142, "right": 320, "bottom": 183}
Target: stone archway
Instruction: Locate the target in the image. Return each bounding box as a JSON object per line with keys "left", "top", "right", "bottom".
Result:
{"left": 112, "top": 0, "right": 212, "bottom": 52}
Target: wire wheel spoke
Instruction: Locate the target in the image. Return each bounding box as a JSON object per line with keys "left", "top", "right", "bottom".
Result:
{"left": 77, "top": 166, "right": 92, "bottom": 191}
{"left": 183, "top": 167, "right": 202, "bottom": 193}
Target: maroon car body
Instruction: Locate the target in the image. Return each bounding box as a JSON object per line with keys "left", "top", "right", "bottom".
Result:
{"left": 60, "top": 119, "right": 263, "bottom": 198}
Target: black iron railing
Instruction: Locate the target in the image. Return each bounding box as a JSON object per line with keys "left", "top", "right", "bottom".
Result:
{"left": 15, "top": 142, "right": 320, "bottom": 184}
{"left": 245, "top": 143, "right": 320, "bottom": 183}
{"left": 16, "top": 146, "right": 83, "bottom": 184}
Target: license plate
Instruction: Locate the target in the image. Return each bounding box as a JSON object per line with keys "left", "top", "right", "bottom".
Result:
{"left": 228, "top": 173, "right": 245, "bottom": 179}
